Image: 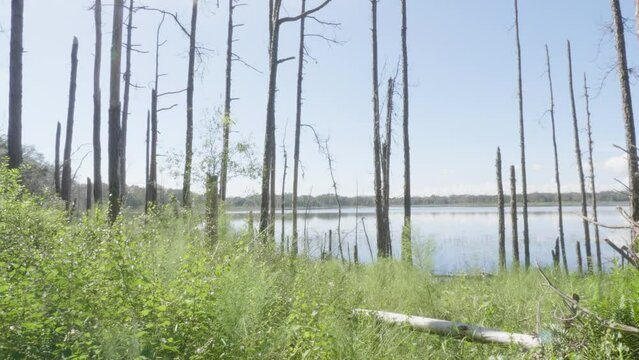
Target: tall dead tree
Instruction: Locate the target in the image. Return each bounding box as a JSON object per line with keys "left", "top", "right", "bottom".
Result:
{"left": 291, "top": 0, "right": 307, "bottom": 256}
{"left": 510, "top": 165, "right": 519, "bottom": 269}
{"left": 514, "top": 0, "right": 530, "bottom": 269}
{"left": 370, "top": 0, "right": 391, "bottom": 258}
{"left": 611, "top": 0, "right": 639, "bottom": 229}
{"left": 93, "top": 0, "right": 103, "bottom": 203}
{"left": 259, "top": 0, "right": 332, "bottom": 236}
{"left": 584, "top": 74, "right": 602, "bottom": 272}
{"left": 381, "top": 78, "right": 394, "bottom": 257}
{"left": 147, "top": 16, "right": 164, "bottom": 209}
{"left": 567, "top": 40, "right": 592, "bottom": 273}
{"left": 86, "top": 178, "right": 93, "bottom": 211}
{"left": 8, "top": 0, "right": 24, "bottom": 169}
{"left": 545, "top": 45, "right": 568, "bottom": 274}
{"left": 120, "top": 0, "right": 134, "bottom": 200}
{"left": 182, "top": 0, "right": 198, "bottom": 208}
{"left": 144, "top": 111, "right": 150, "bottom": 212}
{"left": 281, "top": 144, "right": 288, "bottom": 248}
{"left": 61, "top": 37, "right": 79, "bottom": 210}
{"left": 54, "top": 122, "right": 61, "bottom": 195}
{"left": 496, "top": 148, "right": 506, "bottom": 272}
{"left": 108, "top": 0, "right": 124, "bottom": 223}
{"left": 400, "top": 0, "right": 412, "bottom": 264}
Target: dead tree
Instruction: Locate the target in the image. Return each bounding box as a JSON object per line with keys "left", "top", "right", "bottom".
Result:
{"left": 182, "top": 0, "right": 199, "bottom": 209}
{"left": 281, "top": 144, "right": 288, "bottom": 248}
{"left": 514, "top": 0, "right": 530, "bottom": 269}
{"left": 144, "top": 110, "right": 150, "bottom": 211}
{"left": 54, "top": 122, "right": 61, "bottom": 195}
{"left": 545, "top": 45, "right": 568, "bottom": 274}
{"left": 120, "top": 0, "right": 134, "bottom": 200}
{"left": 510, "top": 165, "right": 519, "bottom": 269}
{"left": 400, "top": 0, "right": 412, "bottom": 264}
{"left": 108, "top": 0, "right": 124, "bottom": 223}
{"left": 148, "top": 90, "right": 158, "bottom": 208}
{"left": 567, "top": 41, "right": 592, "bottom": 273}
{"left": 93, "top": 0, "right": 103, "bottom": 203}
{"left": 576, "top": 241, "right": 584, "bottom": 275}
{"left": 259, "top": 0, "right": 333, "bottom": 236}
{"left": 206, "top": 174, "right": 219, "bottom": 244}
{"left": 584, "top": 74, "right": 602, "bottom": 272}
{"left": 61, "top": 37, "right": 79, "bottom": 210}
{"left": 8, "top": 0, "right": 24, "bottom": 169}
{"left": 496, "top": 148, "right": 506, "bottom": 272}
{"left": 381, "top": 78, "right": 394, "bottom": 257}
{"left": 86, "top": 178, "right": 93, "bottom": 211}
{"left": 611, "top": 0, "right": 639, "bottom": 230}
{"left": 371, "top": 0, "right": 391, "bottom": 258}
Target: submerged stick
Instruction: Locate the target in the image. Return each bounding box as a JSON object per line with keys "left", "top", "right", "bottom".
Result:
{"left": 353, "top": 309, "right": 541, "bottom": 349}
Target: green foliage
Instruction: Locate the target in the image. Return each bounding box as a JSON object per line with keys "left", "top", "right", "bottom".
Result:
{"left": 1, "top": 164, "right": 638, "bottom": 358}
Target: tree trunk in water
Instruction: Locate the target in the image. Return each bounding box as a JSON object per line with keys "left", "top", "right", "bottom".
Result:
{"left": 545, "top": 45, "right": 568, "bottom": 274}
{"left": 270, "top": 145, "right": 277, "bottom": 239}
{"left": 400, "top": 0, "right": 412, "bottom": 264}
{"left": 583, "top": 74, "right": 602, "bottom": 272}
{"left": 496, "top": 148, "right": 506, "bottom": 272}
{"left": 86, "top": 178, "right": 93, "bottom": 211}
{"left": 292, "top": 0, "right": 307, "bottom": 257}
{"left": 108, "top": 0, "right": 124, "bottom": 223}
{"left": 382, "top": 78, "right": 394, "bottom": 257}
{"left": 61, "top": 37, "right": 79, "bottom": 210}
{"left": 54, "top": 122, "right": 61, "bottom": 195}
{"left": 371, "top": 0, "right": 390, "bottom": 258}
{"left": 93, "top": 0, "right": 103, "bottom": 203}
{"left": 120, "top": 0, "right": 134, "bottom": 201}
{"left": 576, "top": 241, "right": 583, "bottom": 275}
{"left": 144, "top": 110, "right": 150, "bottom": 213}
{"left": 611, "top": 0, "right": 639, "bottom": 235}
{"left": 220, "top": 0, "right": 235, "bottom": 201}
{"left": 8, "top": 0, "right": 24, "bottom": 169}
{"left": 281, "top": 147, "right": 288, "bottom": 249}
{"left": 510, "top": 165, "right": 519, "bottom": 270}
{"left": 567, "top": 41, "right": 592, "bottom": 273}
{"left": 206, "top": 174, "right": 219, "bottom": 245}
{"left": 183, "top": 0, "right": 198, "bottom": 208}
{"left": 514, "top": 0, "right": 530, "bottom": 269}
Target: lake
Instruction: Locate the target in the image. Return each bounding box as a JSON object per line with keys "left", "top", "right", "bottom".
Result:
{"left": 228, "top": 205, "right": 630, "bottom": 274}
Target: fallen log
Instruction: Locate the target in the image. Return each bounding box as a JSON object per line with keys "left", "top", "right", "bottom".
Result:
{"left": 353, "top": 309, "right": 541, "bottom": 349}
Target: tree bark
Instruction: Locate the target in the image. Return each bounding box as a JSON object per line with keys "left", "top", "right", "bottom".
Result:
{"left": 514, "top": 0, "right": 530, "bottom": 269}
{"left": 144, "top": 110, "right": 150, "bottom": 213}
{"left": 576, "top": 241, "right": 584, "bottom": 275}
{"left": 400, "top": 0, "right": 412, "bottom": 264}
{"left": 61, "top": 37, "right": 79, "bottom": 210}
{"left": 509, "top": 165, "right": 519, "bottom": 270}
{"left": 220, "top": 0, "right": 235, "bottom": 201}
{"left": 496, "top": 148, "right": 506, "bottom": 272}
{"left": 8, "top": 0, "right": 24, "bottom": 169}
{"left": 120, "top": 0, "right": 134, "bottom": 201}
{"left": 108, "top": 0, "right": 124, "bottom": 223}
{"left": 567, "top": 40, "right": 592, "bottom": 273}
{"left": 206, "top": 174, "right": 219, "bottom": 244}
{"left": 611, "top": 0, "right": 639, "bottom": 232}
{"left": 54, "top": 122, "right": 61, "bottom": 195}
{"left": 86, "top": 177, "right": 93, "bottom": 211}
{"left": 584, "top": 74, "right": 602, "bottom": 272}
{"left": 281, "top": 146, "right": 288, "bottom": 249}
{"left": 371, "top": 0, "right": 390, "bottom": 258}
{"left": 545, "top": 45, "right": 568, "bottom": 274}
{"left": 382, "top": 78, "right": 394, "bottom": 257}
{"left": 182, "top": 0, "right": 198, "bottom": 208}
{"left": 292, "top": 0, "right": 307, "bottom": 256}
{"left": 93, "top": 0, "right": 103, "bottom": 203}
{"left": 149, "top": 90, "right": 158, "bottom": 207}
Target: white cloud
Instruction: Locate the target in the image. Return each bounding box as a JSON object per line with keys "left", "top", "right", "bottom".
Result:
{"left": 604, "top": 155, "right": 627, "bottom": 176}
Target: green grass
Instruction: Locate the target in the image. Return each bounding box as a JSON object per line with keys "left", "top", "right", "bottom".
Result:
{"left": 1, "top": 164, "right": 639, "bottom": 359}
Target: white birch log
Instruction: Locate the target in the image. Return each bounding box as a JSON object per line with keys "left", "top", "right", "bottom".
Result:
{"left": 353, "top": 309, "right": 541, "bottom": 349}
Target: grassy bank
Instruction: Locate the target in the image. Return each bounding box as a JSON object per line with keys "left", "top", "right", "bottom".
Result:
{"left": 1, "top": 165, "right": 638, "bottom": 359}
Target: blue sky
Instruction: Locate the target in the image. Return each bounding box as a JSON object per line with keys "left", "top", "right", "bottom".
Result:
{"left": 0, "top": 0, "right": 637, "bottom": 197}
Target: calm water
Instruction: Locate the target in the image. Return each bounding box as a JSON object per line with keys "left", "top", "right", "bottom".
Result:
{"left": 228, "top": 205, "right": 630, "bottom": 274}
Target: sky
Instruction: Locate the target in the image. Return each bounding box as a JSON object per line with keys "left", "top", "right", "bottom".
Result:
{"left": 0, "top": 0, "right": 638, "bottom": 198}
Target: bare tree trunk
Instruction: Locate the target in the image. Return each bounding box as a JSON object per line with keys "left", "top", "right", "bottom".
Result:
{"left": 576, "top": 241, "right": 583, "bottom": 275}
{"left": 400, "top": 0, "right": 412, "bottom": 264}
{"left": 86, "top": 178, "right": 93, "bottom": 211}
{"left": 120, "top": 0, "right": 134, "bottom": 201}
{"left": 281, "top": 146, "right": 288, "bottom": 249}
{"left": 514, "top": 0, "right": 530, "bottom": 269}
{"left": 149, "top": 90, "right": 158, "bottom": 207}
{"left": 584, "top": 74, "right": 602, "bottom": 272}
{"left": 270, "top": 143, "right": 276, "bottom": 238}
{"left": 206, "top": 174, "right": 219, "bottom": 245}
{"left": 371, "top": 0, "right": 390, "bottom": 258}
{"left": 54, "top": 122, "right": 61, "bottom": 195}
{"left": 292, "top": 0, "right": 307, "bottom": 256}
{"left": 108, "top": 0, "right": 124, "bottom": 223}
{"left": 382, "top": 78, "right": 394, "bottom": 257}
{"left": 144, "top": 110, "right": 150, "bottom": 213}
{"left": 510, "top": 165, "right": 519, "bottom": 270}
{"left": 611, "top": 0, "right": 639, "bottom": 232}
{"left": 220, "top": 0, "right": 236, "bottom": 201}
{"left": 182, "top": 0, "right": 198, "bottom": 208}
{"left": 61, "top": 37, "right": 79, "bottom": 210}
{"left": 545, "top": 45, "right": 568, "bottom": 274}
{"left": 93, "top": 0, "right": 103, "bottom": 203}
{"left": 8, "top": 0, "right": 24, "bottom": 169}
{"left": 496, "top": 148, "right": 506, "bottom": 272}
{"left": 567, "top": 41, "right": 592, "bottom": 273}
